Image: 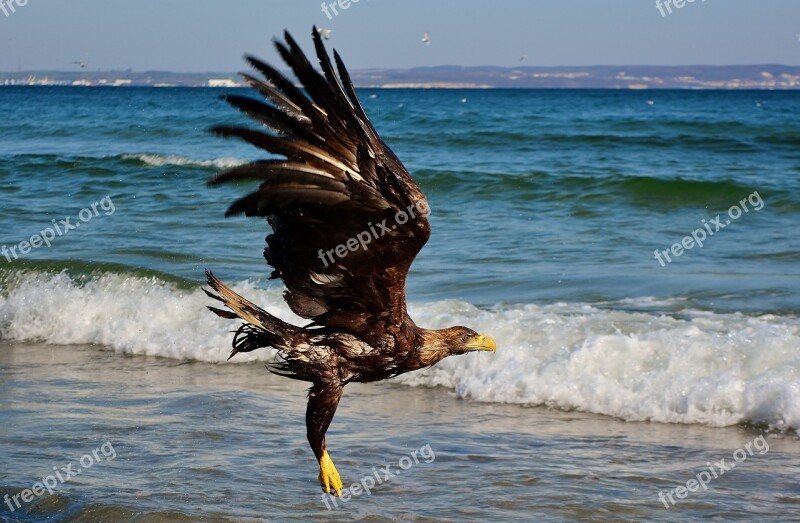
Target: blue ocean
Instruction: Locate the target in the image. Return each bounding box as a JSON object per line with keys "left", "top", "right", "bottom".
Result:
{"left": 1, "top": 87, "right": 799, "bottom": 521}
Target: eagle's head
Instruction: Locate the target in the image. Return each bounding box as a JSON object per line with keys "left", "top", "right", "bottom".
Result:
{"left": 418, "top": 326, "right": 496, "bottom": 367}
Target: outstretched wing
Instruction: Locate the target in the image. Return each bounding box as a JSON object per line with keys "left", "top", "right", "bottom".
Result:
{"left": 209, "top": 27, "right": 430, "bottom": 339}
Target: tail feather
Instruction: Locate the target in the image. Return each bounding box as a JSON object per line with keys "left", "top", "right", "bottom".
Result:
{"left": 207, "top": 306, "right": 239, "bottom": 320}
{"left": 204, "top": 270, "right": 297, "bottom": 360}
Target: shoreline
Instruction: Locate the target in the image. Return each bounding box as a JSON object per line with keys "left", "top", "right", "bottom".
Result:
{"left": 1, "top": 342, "right": 799, "bottom": 521}
{"left": 3, "top": 63, "right": 800, "bottom": 89}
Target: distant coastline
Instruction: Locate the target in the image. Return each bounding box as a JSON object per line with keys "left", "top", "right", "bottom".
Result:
{"left": 1, "top": 64, "right": 799, "bottom": 89}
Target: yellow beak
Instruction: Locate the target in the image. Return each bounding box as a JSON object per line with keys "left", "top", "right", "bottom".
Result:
{"left": 466, "top": 334, "right": 496, "bottom": 352}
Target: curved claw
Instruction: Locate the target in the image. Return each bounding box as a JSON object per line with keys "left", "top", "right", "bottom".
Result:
{"left": 318, "top": 450, "right": 343, "bottom": 496}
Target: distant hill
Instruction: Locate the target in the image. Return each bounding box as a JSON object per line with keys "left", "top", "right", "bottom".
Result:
{"left": 2, "top": 65, "right": 799, "bottom": 89}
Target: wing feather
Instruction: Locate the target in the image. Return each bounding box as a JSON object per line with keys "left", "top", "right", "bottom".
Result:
{"left": 209, "top": 27, "right": 431, "bottom": 340}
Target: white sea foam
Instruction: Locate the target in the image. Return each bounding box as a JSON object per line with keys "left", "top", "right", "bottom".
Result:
{"left": 1, "top": 272, "right": 798, "bottom": 432}
{"left": 122, "top": 153, "right": 246, "bottom": 169}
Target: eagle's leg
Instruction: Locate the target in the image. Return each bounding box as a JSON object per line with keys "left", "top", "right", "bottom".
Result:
{"left": 307, "top": 381, "right": 344, "bottom": 496}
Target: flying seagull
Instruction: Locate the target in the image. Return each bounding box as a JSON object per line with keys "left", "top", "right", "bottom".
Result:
{"left": 71, "top": 61, "right": 87, "bottom": 69}
{"left": 316, "top": 27, "right": 332, "bottom": 40}
{"left": 204, "top": 27, "right": 496, "bottom": 496}
{"left": 421, "top": 31, "right": 431, "bottom": 45}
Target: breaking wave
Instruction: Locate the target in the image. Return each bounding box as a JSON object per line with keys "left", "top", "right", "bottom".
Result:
{"left": 121, "top": 153, "right": 246, "bottom": 169}
{"left": 1, "top": 270, "right": 798, "bottom": 433}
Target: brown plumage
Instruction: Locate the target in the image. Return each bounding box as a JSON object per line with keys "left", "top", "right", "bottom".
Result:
{"left": 204, "top": 27, "right": 496, "bottom": 496}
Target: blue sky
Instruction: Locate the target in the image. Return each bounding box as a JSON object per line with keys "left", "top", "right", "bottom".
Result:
{"left": 1, "top": 0, "right": 799, "bottom": 71}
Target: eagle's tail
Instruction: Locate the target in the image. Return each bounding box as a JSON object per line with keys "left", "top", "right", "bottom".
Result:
{"left": 204, "top": 270, "right": 296, "bottom": 361}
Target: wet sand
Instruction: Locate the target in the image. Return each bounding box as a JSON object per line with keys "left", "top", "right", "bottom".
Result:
{"left": 1, "top": 342, "right": 799, "bottom": 522}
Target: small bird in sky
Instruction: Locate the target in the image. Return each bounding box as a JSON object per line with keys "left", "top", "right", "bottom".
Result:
{"left": 316, "top": 28, "right": 332, "bottom": 40}
{"left": 519, "top": 54, "right": 527, "bottom": 62}
{"left": 421, "top": 32, "right": 431, "bottom": 45}
{"left": 71, "top": 61, "right": 87, "bottom": 69}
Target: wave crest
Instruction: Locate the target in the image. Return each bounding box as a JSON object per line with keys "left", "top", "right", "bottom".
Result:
{"left": 1, "top": 271, "right": 798, "bottom": 432}
{"left": 121, "top": 153, "right": 246, "bottom": 169}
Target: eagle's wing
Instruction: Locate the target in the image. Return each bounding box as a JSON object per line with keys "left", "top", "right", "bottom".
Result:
{"left": 209, "top": 28, "right": 430, "bottom": 339}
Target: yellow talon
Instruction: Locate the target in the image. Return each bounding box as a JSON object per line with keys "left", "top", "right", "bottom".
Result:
{"left": 318, "top": 450, "right": 343, "bottom": 496}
